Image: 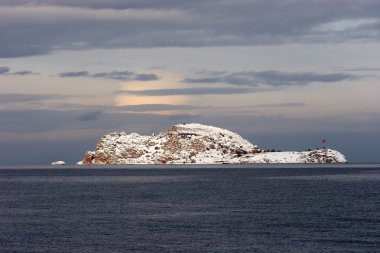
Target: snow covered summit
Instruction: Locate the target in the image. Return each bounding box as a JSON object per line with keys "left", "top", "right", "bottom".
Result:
{"left": 80, "top": 123, "right": 347, "bottom": 164}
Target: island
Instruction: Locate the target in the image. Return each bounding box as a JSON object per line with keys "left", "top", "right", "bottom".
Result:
{"left": 78, "top": 123, "right": 347, "bottom": 165}
{"left": 51, "top": 160, "right": 66, "bottom": 165}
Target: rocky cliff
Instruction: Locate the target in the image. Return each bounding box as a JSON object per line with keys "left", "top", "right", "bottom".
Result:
{"left": 80, "top": 123, "right": 347, "bottom": 164}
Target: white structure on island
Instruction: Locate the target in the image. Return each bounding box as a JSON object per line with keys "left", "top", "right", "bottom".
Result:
{"left": 51, "top": 161, "right": 66, "bottom": 165}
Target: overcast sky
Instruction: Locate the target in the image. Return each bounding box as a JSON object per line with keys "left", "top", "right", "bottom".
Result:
{"left": 1, "top": 0, "right": 379, "bottom": 164}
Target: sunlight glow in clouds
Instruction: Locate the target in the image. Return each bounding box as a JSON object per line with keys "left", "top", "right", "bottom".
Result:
{"left": 115, "top": 71, "right": 192, "bottom": 114}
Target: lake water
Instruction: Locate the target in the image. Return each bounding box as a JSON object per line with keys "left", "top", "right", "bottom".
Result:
{"left": 1, "top": 164, "right": 379, "bottom": 252}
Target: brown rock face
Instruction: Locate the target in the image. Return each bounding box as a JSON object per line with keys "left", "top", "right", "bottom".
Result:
{"left": 83, "top": 151, "right": 94, "bottom": 164}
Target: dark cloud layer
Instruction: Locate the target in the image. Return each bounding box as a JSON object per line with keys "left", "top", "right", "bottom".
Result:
{"left": 59, "top": 71, "right": 89, "bottom": 78}
{"left": 184, "top": 71, "right": 356, "bottom": 86}
{"left": 13, "top": 70, "right": 38, "bottom": 76}
{"left": 78, "top": 111, "right": 102, "bottom": 121}
{"left": 254, "top": 103, "right": 307, "bottom": 108}
{"left": 121, "top": 70, "right": 350, "bottom": 95}
{"left": 1, "top": 0, "right": 380, "bottom": 57}
{"left": 341, "top": 67, "right": 380, "bottom": 72}
{"left": 0, "top": 93, "right": 72, "bottom": 103}
{"left": 0, "top": 66, "right": 38, "bottom": 76}
{"left": 0, "top": 66, "right": 10, "bottom": 74}
{"left": 45, "top": 103, "right": 204, "bottom": 113}
{"left": 59, "top": 70, "right": 159, "bottom": 81}
{"left": 120, "top": 87, "right": 258, "bottom": 96}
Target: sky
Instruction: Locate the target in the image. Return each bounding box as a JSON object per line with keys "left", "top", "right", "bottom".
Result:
{"left": 1, "top": 0, "right": 379, "bottom": 165}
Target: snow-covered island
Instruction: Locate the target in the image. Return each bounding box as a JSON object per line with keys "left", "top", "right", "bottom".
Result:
{"left": 51, "top": 160, "right": 66, "bottom": 165}
{"left": 79, "top": 123, "right": 347, "bottom": 165}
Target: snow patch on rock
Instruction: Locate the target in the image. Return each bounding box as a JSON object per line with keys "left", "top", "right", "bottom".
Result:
{"left": 244, "top": 149, "right": 347, "bottom": 164}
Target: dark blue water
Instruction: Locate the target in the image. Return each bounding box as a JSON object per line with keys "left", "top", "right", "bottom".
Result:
{"left": 1, "top": 165, "right": 379, "bottom": 252}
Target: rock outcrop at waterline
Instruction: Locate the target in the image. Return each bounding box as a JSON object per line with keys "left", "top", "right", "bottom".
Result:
{"left": 80, "top": 123, "right": 347, "bottom": 164}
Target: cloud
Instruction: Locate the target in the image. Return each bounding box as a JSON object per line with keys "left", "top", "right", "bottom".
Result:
{"left": 58, "top": 71, "right": 90, "bottom": 78}
{"left": 0, "top": 66, "right": 10, "bottom": 74}
{"left": 0, "top": 0, "right": 203, "bottom": 10}
{"left": 59, "top": 70, "right": 159, "bottom": 81}
{"left": 0, "top": 66, "right": 38, "bottom": 75}
{"left": 119, "top": 87, "right": 259, "bottom": 96}
{"left": 135, "top": 73, "right": 160, "bottom": 81}
{"left": 0, "top": 93, "right": 72, "bottom": 103}
{"left": 184, "top": 70, "right": 356, "bottom": 86}
{"left": 91, "top": 71, "right": 153, "bottom": 81}
{"left": 1, "top": 1, "right": 380, "bottom": 57}
{"left": 12, "top": 70, "right": 38, "bottom": 75}
{"left": 341, "top": 67, "right": 380, "bottom": 72}
{"left": 78, "top": 111, "right": 102, "bottom": 121}
{"left": 254, "top": 103, "right": 307, "bottom": 108}
{"left": 92, "top": 71, "right": 133, "bottom": 80}
{"left": 117, "top": 104, "right": 202, "bottom": 112}
{"left": 254, "top": 71, "right": 356, "bottom": 86}
{"left": 38, "top": 103, "right": 205, "bottom": 113}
